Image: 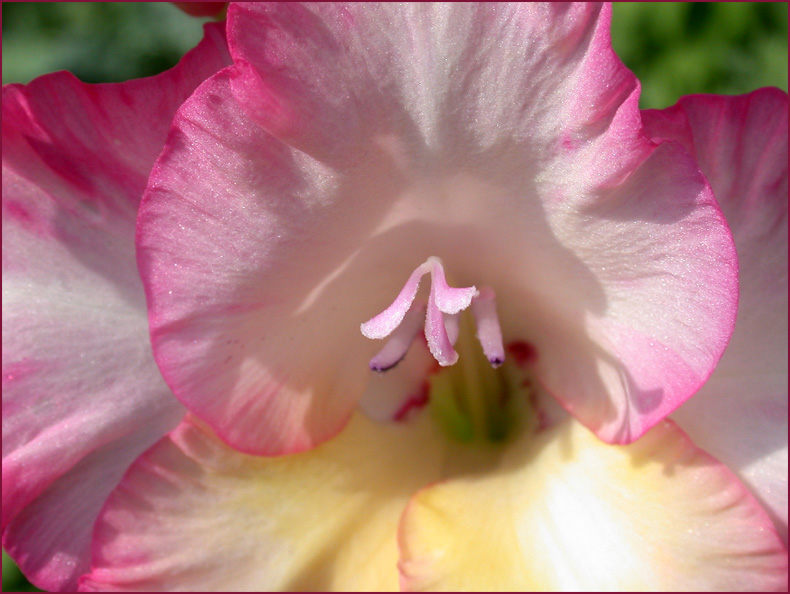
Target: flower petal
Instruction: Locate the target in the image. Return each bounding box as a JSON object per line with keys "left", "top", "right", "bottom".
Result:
{"left": 80, "top": 414, "right": 446, "bottom": 592}
{"left": 533, "top": 136, "right": 737, "bottom": 444}
{"left": 228, "top": 1, "right": 737, "bottom": 441}
{"left": 137, "top": 70, "right": 382, "bottom": 455}
{"left": 173, "top": 2, "right": 227, "bottom": 18}
{"left": 3, "top": 428, "right": 173, "bottom": 593}
{"left": 643, "top": 88, "right": 789, "bottom": 541}
{"left": 140, "top": 2, "right": 736, "bottom": 456}
{"left": 399, "top": 419, "right": 788, "bottom": 591}
{"left": 1, "top": 23, "right": 230, "bottom": 590}
{"left": 225, "top": 3, "right": 639, "bottom": 167}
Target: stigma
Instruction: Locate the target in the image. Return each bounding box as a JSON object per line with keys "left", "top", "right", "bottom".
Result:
{"left": 360, "top": 257, "right": 505, "bottom": 371}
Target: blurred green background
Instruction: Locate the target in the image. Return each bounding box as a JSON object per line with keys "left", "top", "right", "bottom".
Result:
{"left": 613, "top": 2, "right": 787, "bottom": 107}
{"left": 1, "top": 2, "right": 212, "bottom": 87}
{"left": 1, "top": 2, "right": 787, "bottom": 592}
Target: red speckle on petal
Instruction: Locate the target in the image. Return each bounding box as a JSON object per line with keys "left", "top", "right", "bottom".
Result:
{"left": 507, "top": 340, "right": 538, "bottom": 367}
{"left": 4, "top": 200, "right": 49, "bottom": 236}
{"left": 2, "top": 359, "right": 40, "bottom": 388}
{"left": 559, "top": 132, "right": 579, "bottom": 152}
{"left": 393, "top": 381, "right": 430, "bottom": 422}
{"left": 5, "top": 201, "right": 33, "bottom": 224}
{"left": 528, "top": 390, "right": 550, "bottom": 432}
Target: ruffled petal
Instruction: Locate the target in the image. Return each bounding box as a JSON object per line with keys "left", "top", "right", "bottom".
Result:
{"left": 140, "top": 3, "right": 736, "bottom": 455}
{"left": 399, "top": 419, "right": 788, "bottom": 591}
{"left": 1, "top": 23, "right": 230, "bottom": 590}
{"left": 643, "top": 88, "right": 789, "bottom": 541}
{"left": 3, "top": 427, "right": 174, "bottom": 593}
{"left": 137, "top": 71, "right": 378, "bottom": 455}
{"left": 535, "top": 136, "right": 737, "bottom": 443}
{"left": 80, "top": 414, "right": 446, "bottom": 592}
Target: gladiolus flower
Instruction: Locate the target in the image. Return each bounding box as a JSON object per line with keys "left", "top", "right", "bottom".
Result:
{"left": 137, "top": 2, "right": 741, "bottom": 455}
{"left": 2, "top": 2, "right": 787, "bottom": 591}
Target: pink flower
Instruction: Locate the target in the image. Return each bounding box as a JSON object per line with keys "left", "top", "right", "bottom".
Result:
{"left": 2, "top": 3, "right": 787, "bottom": 591}
{"left": 2, "top": 22, "right": 232, "bottom": 591}
{"left": 138, "top": 2, "right": 741, "bottom": 455}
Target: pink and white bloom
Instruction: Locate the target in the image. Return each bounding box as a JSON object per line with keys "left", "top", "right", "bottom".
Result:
{"left": 2, "top": 2, "right": 787, "bottom": 591}
{"left": 137, "top": 2, "right": 739, "bottom": 455}
{"left": 2, "top": 23, "right": 231, "bottom": 591}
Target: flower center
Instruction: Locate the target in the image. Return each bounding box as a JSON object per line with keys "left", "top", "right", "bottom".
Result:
{"left": 361, "top": 257, "right": 533, "bottom": 443}
{"left": 360, "top": 256, "right": 504, "bottom": 370}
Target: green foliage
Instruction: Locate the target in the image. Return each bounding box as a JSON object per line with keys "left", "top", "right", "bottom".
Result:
{"left": 2, "top": 2, "right": 207, "bottom": 84}
{"left": 3, "top": 551, "right": 41, "bottom": 591}
{"left": 611, "top": 2, "right": 788, "bottom": 108}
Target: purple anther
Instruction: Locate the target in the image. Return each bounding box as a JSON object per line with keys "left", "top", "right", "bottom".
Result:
{"left": 471, "top": 286, "right": 505, "bottom": 367}
{"left": 368, "top": 302, "right": 427, "bottom": 372}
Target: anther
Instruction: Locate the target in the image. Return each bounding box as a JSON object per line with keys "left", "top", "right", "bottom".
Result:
{"left": 471, "top": 287, "right": 505, "bottom": 367}
{"left": 369, "top": 302, "right": 426, "bottom": 372}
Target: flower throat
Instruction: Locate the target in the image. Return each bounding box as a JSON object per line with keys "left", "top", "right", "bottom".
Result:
{"left": 361, "top": 257, "right": 532, "bottom": 444}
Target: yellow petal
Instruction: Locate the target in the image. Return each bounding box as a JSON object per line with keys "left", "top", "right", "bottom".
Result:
{"left": 399, "top": 419, "right": 788, "bottom": 591}
{"left": 82, "top": 413, "right": 446, "bottom": 591}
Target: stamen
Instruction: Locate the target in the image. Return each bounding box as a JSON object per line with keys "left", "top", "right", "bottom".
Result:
{"left": 360, "top": 259, "right": 529, "bottom": 445}
{"left": 444, "top": 313, "right": 460, "bottom": 346}
{"left": 425, "top": 282, "right": 459, "bottom": 366}
{"left": 369, "top": 302, "right": 426, "bottom": 372}
{"left": 360, "top": 260, "right": 432, "bottom": 339}
{"left": 471, "top": 287, "right": 505, "bottom": 367}
{"left": 361, "top": 256, "right": 504, "bottom": 371}
{"left": 428, "top": 257, "right": 478, "bottom": 314}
